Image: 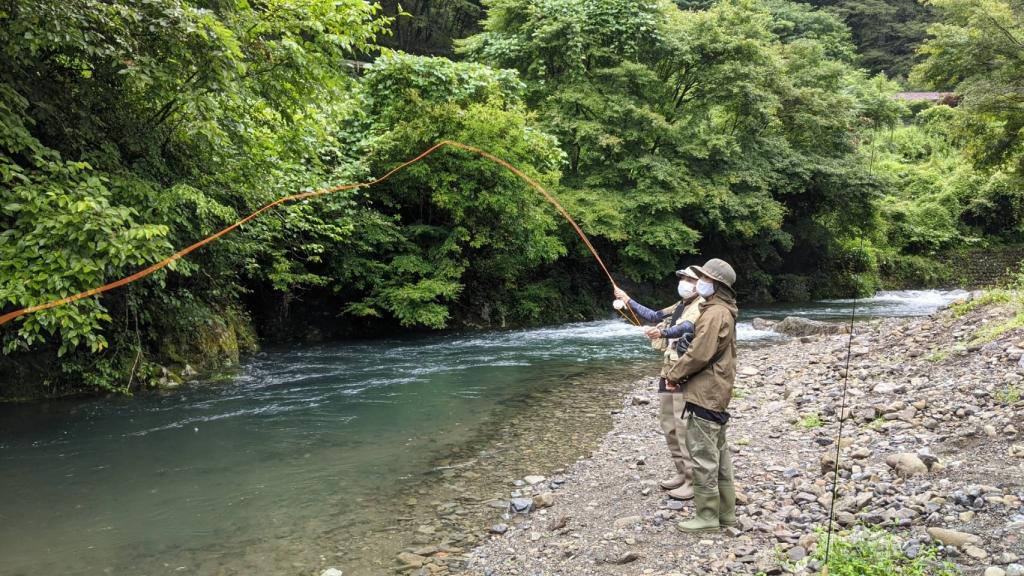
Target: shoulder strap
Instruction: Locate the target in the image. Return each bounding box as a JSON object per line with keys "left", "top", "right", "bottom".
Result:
{"left": 668, "top": 301, "right": 686, "bottom": 327}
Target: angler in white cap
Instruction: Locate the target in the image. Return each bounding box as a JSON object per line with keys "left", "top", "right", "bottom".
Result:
{"left": 614, "top": 265, "right": 704, "bottom": 500}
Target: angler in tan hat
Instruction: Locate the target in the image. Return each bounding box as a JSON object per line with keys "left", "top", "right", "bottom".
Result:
{"left": 665, "top": 258, "right": 739, "bottom": 532}
{"left": 614, "top": 265, "right": 704, "bottom": 500}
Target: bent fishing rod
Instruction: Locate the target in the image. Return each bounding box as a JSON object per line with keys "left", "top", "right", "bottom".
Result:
{"left": 0, "top": 140, "right": 641, "bottom": 328}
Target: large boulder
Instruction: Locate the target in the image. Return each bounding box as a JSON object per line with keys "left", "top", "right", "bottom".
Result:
{"left": 771, "top": 316, "right": 850, "bottom": 337}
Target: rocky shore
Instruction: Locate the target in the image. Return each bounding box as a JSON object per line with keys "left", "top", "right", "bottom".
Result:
{"left": 436, "top": 298, "right": 1024, "bottom": 575}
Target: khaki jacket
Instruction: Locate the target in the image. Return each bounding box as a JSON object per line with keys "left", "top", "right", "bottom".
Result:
{"left": 666, "top": 292, "right": 738, "bottom": 413}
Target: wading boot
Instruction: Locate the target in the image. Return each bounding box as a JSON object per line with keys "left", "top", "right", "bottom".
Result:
{"left": 718, "top": 481, "right": 737, "bottom": 528}
{"left": 667, "top": 481, "right": 694, "bottom": 501}
{"left": 677, "top": 487, "right": 720, "bottom": 532}
{"left": 659, "top": 473, "right": 687, "bottom": 491}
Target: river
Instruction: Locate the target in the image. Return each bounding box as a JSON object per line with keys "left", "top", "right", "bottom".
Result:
{"left": 0, "top": 289, "right": 967, "bottom": 575}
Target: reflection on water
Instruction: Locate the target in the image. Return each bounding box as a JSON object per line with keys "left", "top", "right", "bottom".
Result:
{"left": 0, "top": 290, "right": 964, "bottom": 575}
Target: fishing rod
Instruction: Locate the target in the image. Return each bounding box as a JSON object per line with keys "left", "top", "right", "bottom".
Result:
{"left": 0, "top": 140, "right": 641, "bottom": 328}
{"left": 821, "top": 237, "right": 865, "bottom": 576}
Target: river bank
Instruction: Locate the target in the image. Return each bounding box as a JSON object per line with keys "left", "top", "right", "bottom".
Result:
{"left": 0, "top": 291, "right": 1005, "bottom": 576}
{"left": 446, "top": 297, "right": 1024, "bottom": 575}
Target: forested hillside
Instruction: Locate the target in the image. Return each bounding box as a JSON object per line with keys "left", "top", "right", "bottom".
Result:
{"left": 1, "top": 0, "right": 1021, "bottom": 397}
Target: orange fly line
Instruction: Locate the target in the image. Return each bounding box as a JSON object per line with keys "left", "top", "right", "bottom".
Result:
{"left": 0, "top": 140, "right": 641, "bottom": 327}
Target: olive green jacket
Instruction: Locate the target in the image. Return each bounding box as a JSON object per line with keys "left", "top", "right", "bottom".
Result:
{"left": 666, "top": 292, "right": 738, "bottom": 413}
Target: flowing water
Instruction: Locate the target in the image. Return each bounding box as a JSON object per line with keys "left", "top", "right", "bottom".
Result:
{"left": 0, "top": 290, "right": 967, "bottom": 575}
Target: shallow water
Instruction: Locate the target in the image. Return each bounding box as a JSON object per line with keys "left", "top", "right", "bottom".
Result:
{"left": 0, "top": 290, "right": 965, "bottom": 575}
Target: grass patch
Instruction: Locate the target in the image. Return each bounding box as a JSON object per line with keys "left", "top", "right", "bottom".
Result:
{"left": 798, "top": 413, "right": 823, "bottom": 429}
{"left": 995, "top": 384, "right": 1022, "bottom": 406}
{"left": 948, "top": 290, "right": 1012, "bottom": 318}
{"left": 925, "top": 349, "right": 950, "bottom": 363}
{"left": 732, "top": 386, "right": 749, "bottom": 399}
{"left": 951, "top": 266, "right": 1024, "bottom": 345}
{"left": 969, "top": 309, "right": 1024, "bottom": 345}
{"left": 865, "top": 416, "right": 887, "bottom": 431}
{"left": 812, "top": 528, "right": 959, "bottom": 576}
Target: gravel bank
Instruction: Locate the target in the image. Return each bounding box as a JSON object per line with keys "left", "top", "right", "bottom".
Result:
{"left": 447, "top": 301, "right": 1024, "bottom": 575}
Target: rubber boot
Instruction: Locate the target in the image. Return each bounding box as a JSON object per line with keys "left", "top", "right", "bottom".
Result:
{"left": 718, "top": 481, "right": 737, "bottom": 527}
{"left": 668, "top": 481, "right": 694, "bottom": 500}
{"left": 660, "top": 473, "right": 687, "bottom": 490}
{"left": 677, "top": 487, "right": 720, "bottom": 532}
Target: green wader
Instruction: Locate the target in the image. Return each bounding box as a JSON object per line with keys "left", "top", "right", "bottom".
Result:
{"left": 677, "top": 412, "right": 736, "bottom": 532}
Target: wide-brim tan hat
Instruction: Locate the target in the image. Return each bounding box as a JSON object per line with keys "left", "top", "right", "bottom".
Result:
{"left": 694, "top": 258, "right": 736, "bottom": 288}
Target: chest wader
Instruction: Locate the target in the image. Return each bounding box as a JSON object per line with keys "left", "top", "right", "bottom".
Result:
{"left": 655, "top": 303, "right": 695, "bottom": 499}
{"left": 677, "top": 335, "right": 737, "bottom": 532}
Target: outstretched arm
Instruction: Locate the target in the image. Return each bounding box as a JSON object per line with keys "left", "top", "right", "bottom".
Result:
{"left": 614, "top": 286, "right": 669, "bottom": 325}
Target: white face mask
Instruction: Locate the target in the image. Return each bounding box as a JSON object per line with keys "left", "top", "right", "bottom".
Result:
{"left": 696, "top": 279, "right": 715, "bottom": 298}
{"left": 678, "top": 280, "right": 696, "bottom": 299}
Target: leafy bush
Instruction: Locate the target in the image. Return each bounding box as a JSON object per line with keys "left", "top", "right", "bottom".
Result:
{"left": 813, "top": 528, "right": 959, "bottom": 576}
{"left": 798, "top": 413, "right": 823, "bottom": 429}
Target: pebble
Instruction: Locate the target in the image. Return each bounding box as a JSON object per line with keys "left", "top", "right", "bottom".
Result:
{"left": 397, "top": 552, "right": 427, "bottom": 568}
{"left": 613, "top": 515, "right": 643, "bottom": 528}
{"left": 886, "top": 453, "right": 929, "bottom": 477}
{"left": 320, "top": 569, "right": 343, "bottom": 576}
{"left": 533, "top": 492, "right": 555, "bottom": 509}
{"left": 965, "top": 545, "right": 989, "bottom": 560}
{"left": 927, "top": 527, "right": 982, "bottom": 547}
{"left": 509, "top": 498, "right": 533, "bottom": 513}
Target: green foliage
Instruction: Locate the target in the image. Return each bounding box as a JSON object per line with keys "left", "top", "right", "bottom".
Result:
{"left": 1, "top": 0, "right": 1018, "bottom": 397}
{"left": 795, "top": 0, "right": 935, "bottom": 81}
{"left": 995, "top": 384, "right": 1022, "bottom": 406}
{"left": 462, "top": 0, "right": 898, "bottom": 298}
{"left": 798, "top": 413, "right": 823, "bottom": 429}
{"left": 378, "top": 0, "right": 484, "bottom": 56}
{"left": 913, "top": 0, "right": 1024, "bottom": 242}
{"left": 0, "top": 0, "right": 395, "bottom": 392}
{"left": 337, "top": 54, "right": 567, "bottom": 328}
{"left": 812, "top": 528, "right": 959, "bottom": 576}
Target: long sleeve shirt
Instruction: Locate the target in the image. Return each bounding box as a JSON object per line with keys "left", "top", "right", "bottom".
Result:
{"left": 628, "top": 300, "right": 692, "bottom": 339}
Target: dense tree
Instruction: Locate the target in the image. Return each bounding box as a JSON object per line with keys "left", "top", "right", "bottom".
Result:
{"left": 461, "top": 0, "right": 899, "bottom": 299}
{"left": 0, "top": 0, "right": 1015, "bottom": 397}
{"left": 912, "top": 0, "right": 1024, "bottom": 241}
{"left": 796, "top": 0, "right": 934, "bottom": 81}
{"left": 0, "top": 0, "right": 576, "bottom": 394}
{"left": 378, "top": 0, "right": 484, "bottom": 55}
